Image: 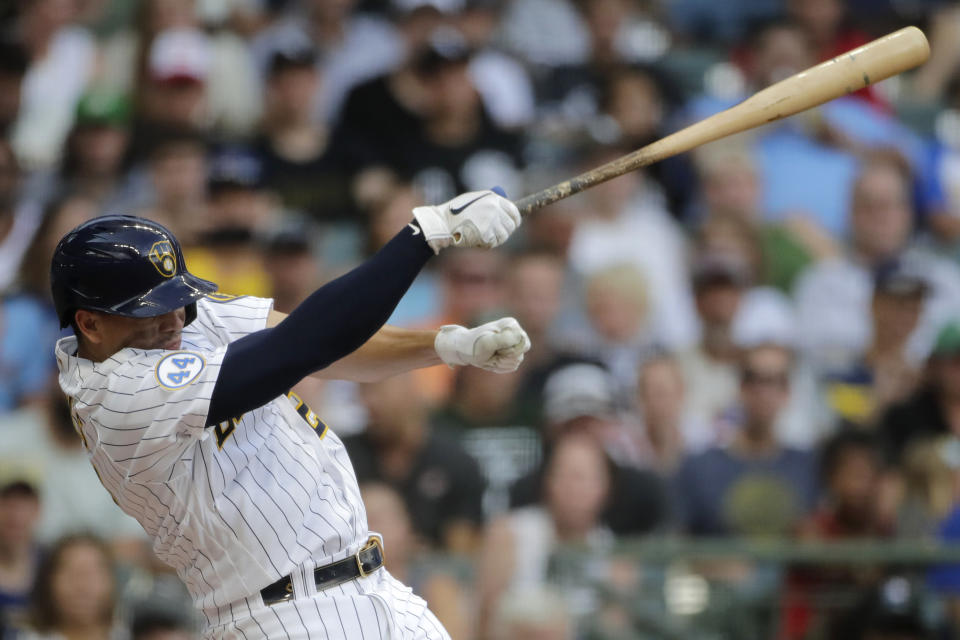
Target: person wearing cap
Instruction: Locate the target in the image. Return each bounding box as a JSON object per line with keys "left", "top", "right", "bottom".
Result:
{"left": 509, "top": 361, "right": 669, "bottom": 536}
{"left": 131, "top": 28, "right": 212, "bottom": 163}
{"left": 250, "top": 0, "right": 404, "bottom": 125}
{"left": 333, "top": 25, "right": 523, "bottom": 204}
{"left": 678, "top": 252, "right": 753, "bottom": 441}
{"left": 820, "top": 259, "right": 929, "bottom": 426}
{"left": 181, "top": 148, "right": 278, "bottom": 299}
{"left": 254, "top": 45, "right": 355, "bottom": 221}
{"left": 0, "top": 460, "right": 43, "bottom": 635}
{"left": 262, "top": 223, "right": 324, "bottom": 315}
{"left": 877, "top": 320, "right": 960, "bottom": 468}
{"left": 795, "top": 151, "right": 960, "bottom": 373}
{"left": 55, "top": 90, "right": 133, "bottom": 213}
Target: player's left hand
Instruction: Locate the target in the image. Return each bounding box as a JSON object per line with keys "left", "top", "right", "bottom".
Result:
{"left": 435, "top": 317, "right": 531, "bottom": 373}
{"left": 411, "top": 188, "right": 521, "bottom": 254}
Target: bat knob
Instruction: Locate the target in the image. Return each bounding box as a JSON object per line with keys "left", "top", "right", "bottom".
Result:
{"left": 491, "top": 186, "right": 507, "bottom": 198}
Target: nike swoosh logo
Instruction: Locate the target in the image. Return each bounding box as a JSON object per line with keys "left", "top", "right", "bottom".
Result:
{"left": 407, "top": 223, "right": 421, "bottom": 235}
{"left": 450, "top": 193, "right": 490, "bottom": 215}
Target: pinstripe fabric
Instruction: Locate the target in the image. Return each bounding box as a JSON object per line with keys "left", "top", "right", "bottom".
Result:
{"left": 56, "top": 296, "right": 449, "bottom": 639}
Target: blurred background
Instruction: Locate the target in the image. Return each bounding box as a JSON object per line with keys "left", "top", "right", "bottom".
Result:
{"left": 6, "top": 0, "right": 960, "bottom": 638}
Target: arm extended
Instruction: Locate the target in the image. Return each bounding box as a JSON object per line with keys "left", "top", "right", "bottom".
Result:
{"left": 266, "top": 311, "right": 442, "bottom": 383}
{"left": 206, "top": 224, "right": 433, "bottom": 426}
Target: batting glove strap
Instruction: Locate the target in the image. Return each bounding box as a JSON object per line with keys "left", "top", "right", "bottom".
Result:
{"left": 412, "top": 190, "right": 521, "bottom": 255}
{"left": 434, "top": 317, "right": 531, "bottom": 373}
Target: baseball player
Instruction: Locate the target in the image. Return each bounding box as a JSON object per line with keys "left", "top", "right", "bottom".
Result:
{"left": 51, "top": 190, "right": 528, "bottom": 639}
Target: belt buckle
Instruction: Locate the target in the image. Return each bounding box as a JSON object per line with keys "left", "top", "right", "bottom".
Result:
{"left": 356, "top": 536, "right": 384, "bottom": 577}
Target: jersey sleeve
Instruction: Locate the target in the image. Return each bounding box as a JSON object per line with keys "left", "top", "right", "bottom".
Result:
{"left": 79, "top": 347, "right": 227, "bottom": 483}
{"left": 195, "top": 294, "right": 274, "bottom": 341}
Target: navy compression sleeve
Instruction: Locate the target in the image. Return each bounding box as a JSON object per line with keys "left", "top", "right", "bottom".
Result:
{"left": 206, "top": 223, "right": 433, "bottom": 426}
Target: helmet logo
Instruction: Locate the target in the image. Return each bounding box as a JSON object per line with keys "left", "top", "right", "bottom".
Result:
{"left": 149, "top": 241, "right": 177, "bottom": 278}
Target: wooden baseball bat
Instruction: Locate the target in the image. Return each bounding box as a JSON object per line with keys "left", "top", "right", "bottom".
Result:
{"left": 514, "top": 26, "right": 930, "bottom": 216}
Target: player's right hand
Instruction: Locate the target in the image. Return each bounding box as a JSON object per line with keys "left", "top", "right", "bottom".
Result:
{"left": 411, "top": 188, "right": 521, "bottom": 254}
{"left": 435, "top": 317, "right": 531, "bottom": 373}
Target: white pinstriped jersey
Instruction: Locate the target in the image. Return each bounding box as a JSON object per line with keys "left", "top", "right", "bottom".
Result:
{"left": 54, "top": 295, "right": 370, "bottom": 612}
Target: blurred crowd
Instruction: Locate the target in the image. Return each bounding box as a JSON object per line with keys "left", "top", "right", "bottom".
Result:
{"left": 6, "top": 0, "right": 960, "bottom": 638}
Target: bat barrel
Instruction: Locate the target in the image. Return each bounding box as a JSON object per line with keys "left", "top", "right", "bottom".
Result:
{"left": 515, "top": 26, "right": 930, "bottom": 217}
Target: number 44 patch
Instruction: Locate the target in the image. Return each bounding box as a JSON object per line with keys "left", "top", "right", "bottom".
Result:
{"left": 155, "top": 352, "right": 206, "bottom": 390}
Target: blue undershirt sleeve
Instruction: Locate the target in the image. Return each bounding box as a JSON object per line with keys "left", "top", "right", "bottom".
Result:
{"left": 206, "top": 223, "right": 433, "bottom": 426}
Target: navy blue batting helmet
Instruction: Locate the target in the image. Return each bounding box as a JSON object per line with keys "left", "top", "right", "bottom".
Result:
{"left": 51, "top": 215, "right": 217, "bottom": 329}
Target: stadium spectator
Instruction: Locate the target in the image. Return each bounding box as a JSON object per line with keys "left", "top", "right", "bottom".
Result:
{"left": 694, "top": 144, "right": 837, "bottom": 292}
{"left": 678, "top": 252, "right": 752, "bottom": 441}
{"left": 572, "top": 263, "right": 658, "bottom": 397}
{"left": 135, "top": 133, "right": 208, "bottom": 241}
{"left": 361, "top": 482, "right": 474, "bottom": 640}
{"left": 503, "top": 250, "right": 566, "bottom": 371}
{"left": 0, "top": 40, "right": 29, "bottom": 137}
{"left": 0, "top": 461, "right": 42, "bottom": 636}
{"left": 51, "top": 91, "right": 133, "bottom": 216}
{"left": 431, "top": 361, "right": 535, "bottom": 514}
{"left": 431, "top": 363, "right": 526, "bottom": 432}
{"left": 785, "top": 0, "right": 887, "bottom": 110}
{"left": 253, "top": 45, "right": 355, "bottom": 222}
{"left": 687, "top": 20, "right": 916, "bottom": 238}
{"left": 877, "top": 321, "right": 960, "bottom": 467}
{"left": 347, "top": 373, "right": 486, "bottom": 552}
{"left": 0, "top": 138, "right": 43, "bottom": 294}
{"left": 100, "top": 0, "right": 260, "bottom": 145}
{"left": 333, "top": 28, "right": 524, "bottom": 205}
{"left": 24, "top": 534, "right": 120, "bottom": 640}
{"left": 8, "top": 0, "right": 96, "bottom": 169}
{"left": 780, "top": 430, "right": 894, "bottom": 640}
{"left": 478, "top": 430, "right": 614, "bottom": 638}
{"left": 0, "top": 193, "right": 91, "bottom": 411}
{"left": 261, "top": 223, "right": 323, "bottom": 314}
{"left": 127, "top": 28, "right": 212, "bottom": 164}
{"left": 409, "top": 248, "right": 507, "bottom": 404}
{"left": 674, "top": 344, "right": 819, "bottom": 536}
{"left": 808, "top": 429, "right": 893, "bottom": 538}
{"left": 510, "top": 362, "right": 670, "bottom": 535}
{"left": 795, "top": 151, "right": 960, "bottom": 374}
{"left": 15, "top": 192, "right": 96, "bottom": 310}
{"left": 598, "top": 65, "right": 695, "bottom": 216}
{"left": 634, "top": 352, "right": 711, "bottom": 474}
{"left": 566, "top": 145, "right": 697, "bottom": 350}
{"left": 180, "top": 149, "right": 280, "bottom": 297}
{"left": 250, "top": 0, "right": 404, "bottom": 125}
{"left": 821, "top": 259, "right": 928, "bottom": 426}
{"left": 454, "top": 0, "right": 535, "bottom": 131}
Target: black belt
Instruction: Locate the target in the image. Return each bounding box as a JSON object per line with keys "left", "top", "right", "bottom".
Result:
{"left": 260, "top": 537, "right": 385, "bottom": 606}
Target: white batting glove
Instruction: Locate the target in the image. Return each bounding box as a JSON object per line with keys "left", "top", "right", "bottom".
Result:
{"left": 435, "top": 317, "right": 531, "bottom": 373}
{"left": 412, "top": 188, "right": 521, "bottom": 254}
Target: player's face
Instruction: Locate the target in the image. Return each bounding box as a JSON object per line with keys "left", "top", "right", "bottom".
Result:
{"left": 99, "top": 308, "right": 186, "bottom": 353}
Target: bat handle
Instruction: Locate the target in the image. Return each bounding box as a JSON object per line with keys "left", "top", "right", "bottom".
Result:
{"left": 514, "top": 177, "right": 590, "bottom": 216}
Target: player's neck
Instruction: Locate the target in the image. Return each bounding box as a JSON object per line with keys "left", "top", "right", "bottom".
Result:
{"left": 75, "top": 338, "right": 111, "bottom": 363}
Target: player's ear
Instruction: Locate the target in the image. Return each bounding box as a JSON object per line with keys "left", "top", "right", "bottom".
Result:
{"left": 74, "top": 309, "right": 105, "bottom": 345}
